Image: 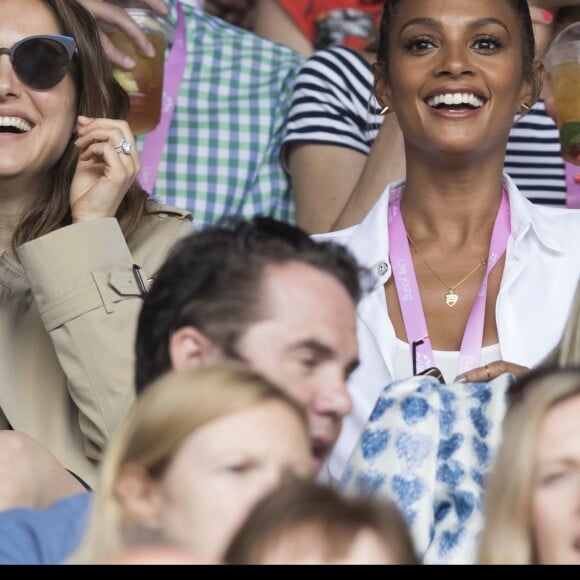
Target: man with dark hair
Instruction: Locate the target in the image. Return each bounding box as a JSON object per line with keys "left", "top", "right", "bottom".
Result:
{"left": 0, "top": 216, "right": 369, "bottom": 564}
{"left": 136, "top": 216, "right": 365, "bottom": 471}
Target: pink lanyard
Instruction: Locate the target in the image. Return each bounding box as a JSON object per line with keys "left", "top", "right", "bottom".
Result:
{"left": 388, "top": 188, "right": 511, "bottom": 375}
{"left": 138, "top": 1, "right": 187, "bottom": 194}
{"left": 565, "top": 162, "right": 580, "bottom": 209}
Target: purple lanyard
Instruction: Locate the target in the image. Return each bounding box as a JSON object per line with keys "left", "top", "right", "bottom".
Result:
{"left": 388, "top": 187, "right": 511, "bottom": 375}
{"left": 565, "top": 162, "right": 580, "bottom": 209}
{"left": 138, "top": 1, "right": 186, "bottom": 194}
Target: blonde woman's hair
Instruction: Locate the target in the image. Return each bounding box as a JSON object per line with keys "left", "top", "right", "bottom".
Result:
{"left": 68, "top": 362, "right": 308, "bottom": 564}
{"left": 538, "top": 279, "right": 580, "bottom": 368}
{"left": 477, "top": 366, "right": 580, "bottom": 564}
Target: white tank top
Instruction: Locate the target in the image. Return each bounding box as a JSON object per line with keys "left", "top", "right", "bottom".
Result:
{"left": 394, "top": 339, "right": 502, "bottom": 383}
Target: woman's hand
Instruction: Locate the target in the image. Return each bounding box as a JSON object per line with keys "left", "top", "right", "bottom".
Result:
{"left": 70, "top": 116, "right": 140, "bottom": 223}
{"left": 455, "top": 360, "right": 530, "bottom": 383}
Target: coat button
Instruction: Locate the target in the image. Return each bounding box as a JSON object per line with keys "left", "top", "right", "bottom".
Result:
{"left": 378, "top": 261, "right": 389, "bottom": 276}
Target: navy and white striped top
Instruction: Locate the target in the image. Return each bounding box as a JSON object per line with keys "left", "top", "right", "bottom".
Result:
{"left": 283, "top": 45, "right": 566, "bottom": 205}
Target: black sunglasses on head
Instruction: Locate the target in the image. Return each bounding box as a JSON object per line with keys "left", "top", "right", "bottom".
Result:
{"left": 0, "top": 34, "right": 77, "bottom": 90}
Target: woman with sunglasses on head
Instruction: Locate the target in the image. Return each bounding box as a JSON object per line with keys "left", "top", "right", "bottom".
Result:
{"left": 0, "top": 0, "right": 193, "bottom": 507}
{"left": 315, "top": 0, "right": 580, "bottom": 507}
{"left": 477, "top": 365, "right": 580, "bottom": 564}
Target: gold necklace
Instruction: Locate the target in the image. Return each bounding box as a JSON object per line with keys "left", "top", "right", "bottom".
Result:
{"left": 406, "top": 233, "right": 488, "bottom": 307}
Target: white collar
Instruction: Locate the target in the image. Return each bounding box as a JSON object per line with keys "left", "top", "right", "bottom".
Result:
{"left": 344, "top": 172, "right": 570, "bottom": 291}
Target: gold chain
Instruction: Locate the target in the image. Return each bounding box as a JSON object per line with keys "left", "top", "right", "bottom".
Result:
{"left": 406, "top": 232, "right": 487, "bottom": 307}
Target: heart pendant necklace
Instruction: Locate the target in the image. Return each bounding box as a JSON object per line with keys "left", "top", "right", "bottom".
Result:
{"left": 406, "top": 233, "right": 487, "bottom": 308}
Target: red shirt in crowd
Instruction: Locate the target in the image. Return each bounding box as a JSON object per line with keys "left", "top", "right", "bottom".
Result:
{"left": 278, "top": 0, "right": 385, "bottom": 51}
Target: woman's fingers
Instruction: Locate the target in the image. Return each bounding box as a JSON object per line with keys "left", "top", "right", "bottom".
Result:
{"left": 75, "top": 117, "right": 138, "bottom": 165}
{"left": 455, "top": 360, "right": 529, "bottom": 383}
{"left": 70, "top": 116, "right": 140, "bottom": 222}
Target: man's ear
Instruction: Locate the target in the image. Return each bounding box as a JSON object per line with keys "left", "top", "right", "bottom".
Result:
{"left": 114, "top": 464, "right": 165, "bottom": 530}
{"left": 168, "top": 326, "right": 223, "bottom": 371}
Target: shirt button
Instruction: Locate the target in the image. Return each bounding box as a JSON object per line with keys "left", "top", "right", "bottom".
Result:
{"left": 378, "top": 261, "right": 389, "bottom": 276}
{"left": 574, "top": 173, "right": 580, "bottom": 184}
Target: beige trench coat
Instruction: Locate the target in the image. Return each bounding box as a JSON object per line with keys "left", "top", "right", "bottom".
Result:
{"left": 0, "top": 202, "right": 193, "bottom": 487}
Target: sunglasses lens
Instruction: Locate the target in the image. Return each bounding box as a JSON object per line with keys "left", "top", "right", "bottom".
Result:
{"left": 14, "top": 37, "right": 72, "bottom": 90}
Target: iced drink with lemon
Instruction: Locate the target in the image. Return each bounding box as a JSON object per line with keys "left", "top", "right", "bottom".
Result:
{"left": 545, "top": 26, "right": 580, "bottom": 164}
{"left": 103, "top": 8, "right": 172, "bottom": 135}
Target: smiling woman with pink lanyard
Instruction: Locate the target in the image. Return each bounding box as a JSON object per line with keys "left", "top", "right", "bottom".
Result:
{"left": 314, "top": 0, "right": 580, "bottom": 492}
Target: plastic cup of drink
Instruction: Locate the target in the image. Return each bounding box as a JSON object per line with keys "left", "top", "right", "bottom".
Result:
{"left": 544, "top": 22, "right": 580, "bottom": 164}
{"left": 102, "top": 8, "right": 173, "bottom": 135}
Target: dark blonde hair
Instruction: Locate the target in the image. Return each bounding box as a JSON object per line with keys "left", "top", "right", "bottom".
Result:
{"left": 477, "top": 366, "right": 580, "bottom": 564}
{"left": 538, "top": 278, "right": 580, "bottom": 368}
{"left": 12, "top": 0, "right": 149, "bottom": 252}
{"left": 69, "top": 362, "right": 309, "bottom": 563}
{"left": 224, "top": 476, "right": 420, "bottom": 564}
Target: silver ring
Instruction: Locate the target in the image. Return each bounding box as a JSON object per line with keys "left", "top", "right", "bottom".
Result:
{"left": 114, "top": 139, "right": 132, "bottom": 155}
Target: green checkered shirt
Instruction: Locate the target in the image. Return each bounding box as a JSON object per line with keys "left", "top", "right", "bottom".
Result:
{"left": 137, "top": 1, "right": 305, "bottom": 229}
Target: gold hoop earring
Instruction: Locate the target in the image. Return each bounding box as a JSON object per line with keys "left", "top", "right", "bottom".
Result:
{"left": 380, "top": 105, "right": 390, "bottom": 115}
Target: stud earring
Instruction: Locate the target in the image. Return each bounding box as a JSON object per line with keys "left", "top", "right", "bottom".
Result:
{"left": 380, "top": 105, "right": 390, "bottom": 115}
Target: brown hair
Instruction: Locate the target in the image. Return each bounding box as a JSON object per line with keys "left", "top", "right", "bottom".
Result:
{"left": 224, "top": 477, "right": 420, "bottom": 564}
{"left": 12, "top": 0, "right": 149, "bottom": 252}
{"left": 551, "top": 5, "right": 580, "bottom": 41}
{"left": 135, "top": 216, "right": 370, "bottom": 391}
